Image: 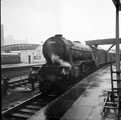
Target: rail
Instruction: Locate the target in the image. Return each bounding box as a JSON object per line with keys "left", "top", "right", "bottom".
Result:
{"left": 2, "top": 69, "right": 31, "bottom": 79}
{"left": 1, "top": 74, "right": 39, "bottom": 96}
{"left": 2, "top": 93, "right": 57, "bottom": 120}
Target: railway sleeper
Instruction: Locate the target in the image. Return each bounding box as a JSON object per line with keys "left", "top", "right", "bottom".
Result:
{"left": 18, "top": 108, "right": 37, "bottom": 115}
{"left": 9, "top": 83, "right": 28, "bottom": 89}
{"left": 20, "top": 81, "right": 29, "bottom": 85}
{"left": 10, "top": 113, "right": 31, "bottom": 120}
{"left": 32, "top": 99, "right": 44, "bottom": 103}
{"left": 25, "top": 105, "right": 42, "bottom": 110}
{"left": 31, "top": 101, "right": 49, "bottom": 107}
{"left": 9, "top": 83, "right": 21, "bottom": 88}
{"left": 14, "top": 82, "right": 21, "bottom": 86}
{"left": 9, "top": 78, "right": 22, "bottom": 83}
{"left": 9, "top": 80, "right": 28, "bottom": 85}
{"left": 7, "top": 104, "right": 44, "bottom": 119}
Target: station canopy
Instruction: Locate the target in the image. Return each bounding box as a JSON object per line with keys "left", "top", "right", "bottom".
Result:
{"left": 85, "top": 38, "right": 121, "bottom": 46}
{"left": 112, "top": 0, "right": 121, "bottom": 11}
{"left": 85, "top": 38, "right": 121, "bottom": 52}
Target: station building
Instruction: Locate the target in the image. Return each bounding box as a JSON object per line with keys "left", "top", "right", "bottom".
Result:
{"left": 20, "top": 45, "right": 45, "bottom": 63}
{"left": 1, "top": 44, "right": 46, "bottom": 64}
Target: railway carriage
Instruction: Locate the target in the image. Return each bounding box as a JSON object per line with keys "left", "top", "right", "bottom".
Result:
{"left": 97, "top": 49, "right": 107, "bottom": 66}
{"left": 1, "top": 53, "right": 20, "bottom": 64}
{"left": 107, "top": 51, "right": 116, "bottom": 63}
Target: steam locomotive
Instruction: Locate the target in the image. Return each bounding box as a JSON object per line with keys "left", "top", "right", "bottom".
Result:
{"left": 37, "top": 34, "right": 116, "bottom": 94}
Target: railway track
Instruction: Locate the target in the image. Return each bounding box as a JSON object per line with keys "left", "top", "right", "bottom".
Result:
{"left": 2, "top": 63, "right": 42, "bottom": 79}
{"left": 2, "top": 69, "right": 30, "bottom": 79}
{"left": 1, "top": 76, "right": 30, "bottom": 95}
{"left": 2, "top": 93, "right": 57, "bottom": 120}
{"left": 1, "top": 65, "right": 42, "bottom": 93}
{"left": 8, "top": 77, "right": 30, "bottom": 89}
{"left": 2, "top": 64, "right": 110, "bottom": 120}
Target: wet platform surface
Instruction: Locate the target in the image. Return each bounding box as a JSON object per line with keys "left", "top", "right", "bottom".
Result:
{"left": 28, "top": 65, "right": 118, "bottom": 120}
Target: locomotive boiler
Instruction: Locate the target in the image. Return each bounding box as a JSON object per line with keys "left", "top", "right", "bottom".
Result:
{"left": 43, "top": 34, "right": 93, "bottom": 65}
{"left": 37, "top": 34, "right": 115, "bottom": 94}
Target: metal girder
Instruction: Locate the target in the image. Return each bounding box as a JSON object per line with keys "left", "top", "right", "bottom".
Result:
{"left": 85, "top": 38, "right": 121, "bottom": 46}
{"left": 106, "top": 44, "right": 115, "bottom": 52}
{"left": 112, "top": 0, "right": 121, "bottom": 11}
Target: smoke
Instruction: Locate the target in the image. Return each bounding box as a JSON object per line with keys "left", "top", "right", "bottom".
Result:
{"left": 51, "top": 54, "right": 72, "bottom": 70}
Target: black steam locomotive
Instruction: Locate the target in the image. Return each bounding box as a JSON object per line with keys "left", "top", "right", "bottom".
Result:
{"left": 37, "top": 34, "right": 116, "bottom": 94}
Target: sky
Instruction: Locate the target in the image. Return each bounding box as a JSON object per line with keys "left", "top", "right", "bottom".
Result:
{"left": 1, "top": 0, "right": 121, "bottom": 48}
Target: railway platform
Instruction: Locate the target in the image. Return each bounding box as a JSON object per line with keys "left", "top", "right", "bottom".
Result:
{"left": 1, "top": 62, "right": 44, "bottom": 69}
{"left": 28, "top": 64, "right": 120, "bottom": 120}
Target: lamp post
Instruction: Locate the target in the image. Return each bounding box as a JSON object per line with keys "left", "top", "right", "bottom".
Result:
{"left": 112, "top": 0, "right": 121, "bottom": 96}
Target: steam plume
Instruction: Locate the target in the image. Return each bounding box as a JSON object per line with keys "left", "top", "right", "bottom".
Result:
{"left": 51, "top": 54, "right": 72, "bottom": 70}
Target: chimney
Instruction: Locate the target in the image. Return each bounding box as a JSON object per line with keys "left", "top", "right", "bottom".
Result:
{"left": 55, "top": 34, "right": 63, "bottom": 38}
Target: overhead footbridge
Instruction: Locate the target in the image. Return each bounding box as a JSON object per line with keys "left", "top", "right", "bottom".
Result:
{"left": 1, "top": 44, "right": 40, "bottom": 52}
